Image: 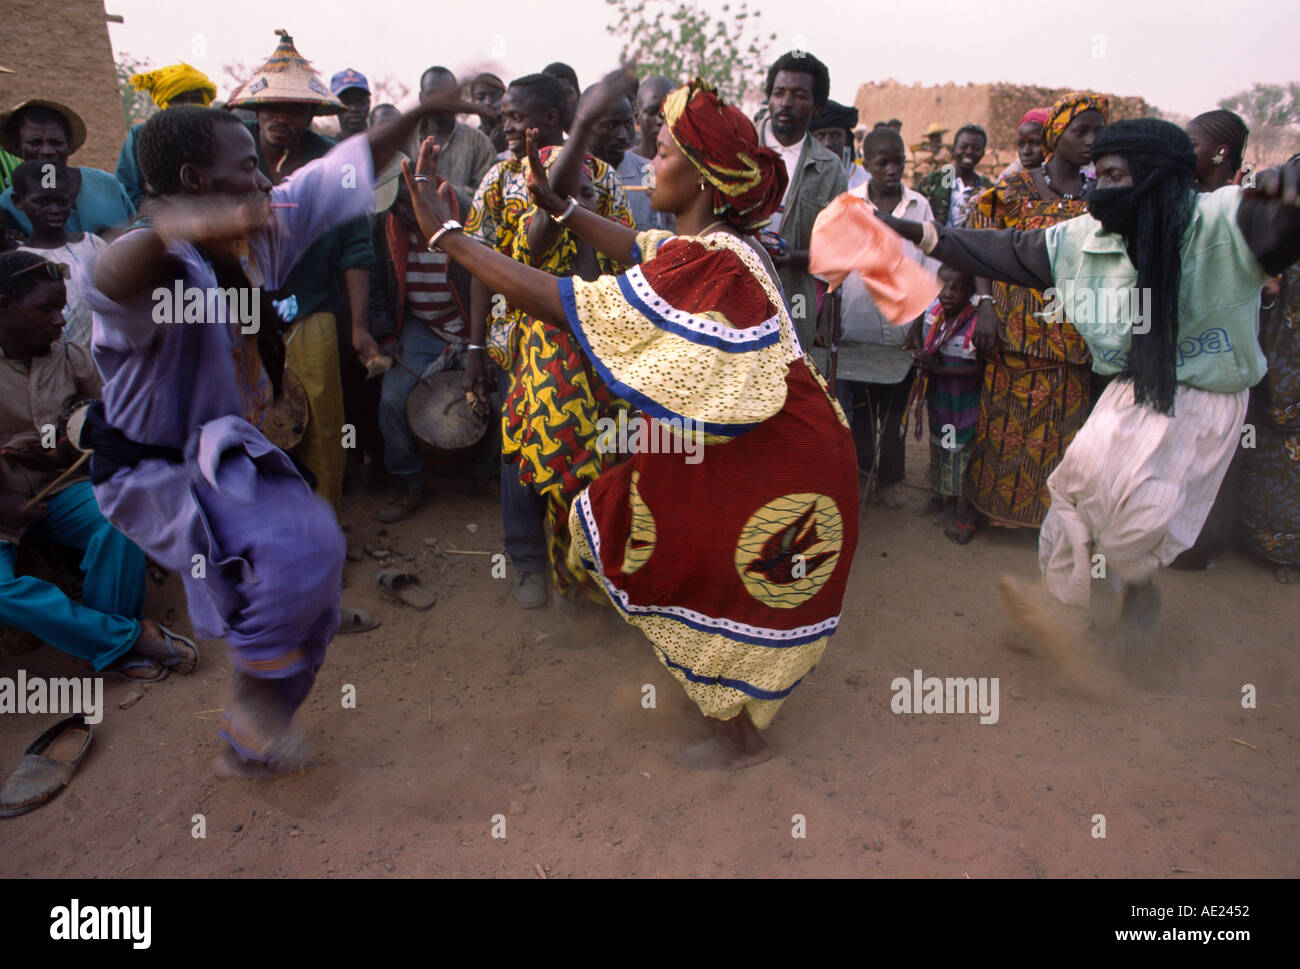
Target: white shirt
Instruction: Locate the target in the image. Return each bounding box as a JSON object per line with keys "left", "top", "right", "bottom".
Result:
{"left": 18, "top": 234, "right": 108, "bottom": 349}
{"left": 762, "top": 126, "right": 806, "bottom": 234}
{"left": 837, "top": 178, "right": 939, "bottom": 347}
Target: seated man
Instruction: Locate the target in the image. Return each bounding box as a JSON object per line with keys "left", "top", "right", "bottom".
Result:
{"left": 0, "top": 250, "right": 196, "bottom": 681}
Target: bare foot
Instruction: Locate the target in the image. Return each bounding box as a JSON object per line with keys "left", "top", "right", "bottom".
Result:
{"left": 212, "top": 743, "right": 314, "bottom": 780}
{"left": 1275, "top": 565, "right": 1300, "bottom": 585}
{"left": 1113, "top": 581, "right": 1162, "bottom": 656}
{"left": 673, "top": 710, "right": 772, "bottom": 771}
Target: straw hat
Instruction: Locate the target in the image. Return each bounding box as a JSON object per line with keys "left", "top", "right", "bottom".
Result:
{"left": 226, "top": 29, "right": 343, "bottom": 116}
{"left": 923, "top": 123, "right": 948, "bottom": 137}
{"left": 0, "top": 99, "right": 88, "bottom": 156}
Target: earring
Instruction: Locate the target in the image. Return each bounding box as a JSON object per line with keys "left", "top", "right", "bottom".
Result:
{"left": 1212, "top": 148, "right": 1226, "bottom": 164}
{"left": 699, "top": 176, "right": 707, "bottom": 191}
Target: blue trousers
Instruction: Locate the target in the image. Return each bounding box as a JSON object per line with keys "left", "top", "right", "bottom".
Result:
{"left": 379, "top": 321, "right": 451, "bottom": 489}
{"left": 0, "top": 481, "right": 145, "bottom": 670}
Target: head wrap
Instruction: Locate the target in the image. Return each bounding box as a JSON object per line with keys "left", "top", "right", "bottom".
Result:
{"left": 1018, "top": 108, "right": 1049, "bottom": 129}
{"left": 129, "top": 63, "right": 217, "bottom": 109}
{"left": 810, "top": 100, "right": 859, "bottom": 133}
{"left": 1043, "top": 92, "right": 1110, "bottom": 155}
{"left": 226, "top": 30, "right": 343, "bottom": 116}
{"left": 1189, "top": 109, "right": 1249, "bottom": 170}
{"left": 662, "top": 79, "right": 787, "bottom": 232}
{"left": 1087, "top": 119, "right": 1198, "bottom": 415}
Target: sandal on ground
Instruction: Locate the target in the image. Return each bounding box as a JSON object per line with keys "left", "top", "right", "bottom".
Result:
{"left": 336, "top": 607, "right": 380, "bottom": 634}
{"left": 374, "top": 569, "right": 436, "bottom": 610}
{"left": 106, "top": 656, "right": 168, "bottom": 682}
{"left": 155, "top": 625, "right": 199, "bottom": 674}
{"left": 0, "top": 715, "right": 93, "bottom": 818}
{"left": 945, "top": 521, "right": 977, "bottom": 545}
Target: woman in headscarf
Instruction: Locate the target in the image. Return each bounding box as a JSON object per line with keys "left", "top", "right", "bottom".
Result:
{"left": 997, "top": 108, "right": 1049, "bottom": 182}
{"left": 963, "top": 92, "right": 1109, "bottom": 534}
{"left": 116, "top": 63, "right": 218, "bottom": 206}
{"left": 1185, "top": 109, "right": 1249, "bottom": 193}
{"left": 403, "top": 72, "right": 859, "bottom": 770}
{"left": 880, "top": 120, "right": 1300, "bottom": 654}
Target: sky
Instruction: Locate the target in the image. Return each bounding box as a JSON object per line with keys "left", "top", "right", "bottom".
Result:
{"left": 104, "top": 0, "right": 1298, "bottom": 117}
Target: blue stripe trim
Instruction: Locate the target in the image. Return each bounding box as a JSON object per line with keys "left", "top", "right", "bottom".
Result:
{"left": 656, "top": 647, "right": 809, "bottom": 701}
{"left": 575, "top": 503, "right": 837, "bottom": 649}
{"left": 616, "top": 273, "right": 780, "bottom": 353}
{"left": 557, "top": 276, "right": 760, "bottom": 437}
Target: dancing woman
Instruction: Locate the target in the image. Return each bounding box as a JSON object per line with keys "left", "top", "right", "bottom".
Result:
{"left": 403, "top": 74, "right": 860, "bottom": 769}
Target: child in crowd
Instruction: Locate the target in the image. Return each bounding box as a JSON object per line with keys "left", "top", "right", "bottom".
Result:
{"left": 11, "top": 162, "right": 106, "bottom": 347}
{"left": 907, "top": 264, "right": 984, "bottom": 543}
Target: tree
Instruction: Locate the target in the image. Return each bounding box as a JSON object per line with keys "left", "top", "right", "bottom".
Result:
{"left": 116, "top": 52, "right": 156, "bottom": 127}
{"left": 1219, "top": 82, "right": 1300, "bottom": 165}
{"left": 604, "top": 0, "right": 777, "bottom": 106}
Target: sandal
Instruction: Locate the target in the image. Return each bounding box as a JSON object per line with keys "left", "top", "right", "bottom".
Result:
{"left": 155, "top": 625, "right": 199, "bottom": 674}
{"left": 107, "top": 656, "right": 168, "bottom": 682}
{"left": 336, "top": 607, "right": 380, "bottom": 634}
{"left": 0, "top": 715, "right": 94, "bottom": 817}
{"left": 374, "top": 569, "right": 436, "bottom": 611}
{"left": 945, "top": 521, "right": 977, "bottom": 545}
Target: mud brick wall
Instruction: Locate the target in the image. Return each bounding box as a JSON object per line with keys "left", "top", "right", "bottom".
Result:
{"left": 0, "top": 0, "right": 127, "bottom": 173}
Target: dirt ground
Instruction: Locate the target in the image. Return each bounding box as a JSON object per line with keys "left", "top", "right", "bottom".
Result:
{"left": 2, "top": 434, "right": 1297, "bottom": 878}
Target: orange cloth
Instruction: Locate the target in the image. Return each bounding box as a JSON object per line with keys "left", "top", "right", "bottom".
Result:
{"left": 809, "top": 193, "right": 940, "bottom": 326}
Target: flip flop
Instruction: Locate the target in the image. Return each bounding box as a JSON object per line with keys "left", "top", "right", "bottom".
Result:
{"left": 0, "top": 715, "right": 93, "bottom": 818}
{"left": 336, "top": 607, "right": 380, "bottom": 634}
{"left": 155, "top": 625, "right": 199, "bottom": 674}
{"left": 106, "top": 656, "right": 168, "bottom": 682}
{"left": 374, "top": 569, "right": 436, "bottom": 611}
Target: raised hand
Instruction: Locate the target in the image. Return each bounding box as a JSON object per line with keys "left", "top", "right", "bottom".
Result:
{"left": 152, "top": 194, "right": 272, "bottom": 248}
{"left": 400, "top": 136, "right": 456, "bottom": 242}
{"left": 524, "top": 129, "right": 568, "bottom": 216}
{"left": 572, "top": 66, "right": 639, "bottom": 130}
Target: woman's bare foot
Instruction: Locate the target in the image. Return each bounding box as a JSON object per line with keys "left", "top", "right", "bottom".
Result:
{"left": 673, "top": 709, "right": 772, "bottom": 771}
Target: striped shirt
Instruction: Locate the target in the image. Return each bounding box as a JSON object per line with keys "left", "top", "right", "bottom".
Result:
{"left": 403, "top": 230, "right": 464, "bottom": 337}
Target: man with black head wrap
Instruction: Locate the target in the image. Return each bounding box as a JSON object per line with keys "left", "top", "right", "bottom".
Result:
{"left": 880, "top": 118, "right": 1300, "bottom": 656}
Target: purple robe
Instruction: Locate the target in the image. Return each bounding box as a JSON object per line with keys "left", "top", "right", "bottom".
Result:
{"left": 82, "top": 135, "right": 375, "bottom": 756}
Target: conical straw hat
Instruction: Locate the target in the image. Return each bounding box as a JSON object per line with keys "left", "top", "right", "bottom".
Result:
{"left": 227, "top": 29, "right": 343, "bottom": 115}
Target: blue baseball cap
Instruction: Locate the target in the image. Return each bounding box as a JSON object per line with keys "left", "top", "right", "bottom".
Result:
{"left": 330, "top": 68, "right": 370, "bottom": 97}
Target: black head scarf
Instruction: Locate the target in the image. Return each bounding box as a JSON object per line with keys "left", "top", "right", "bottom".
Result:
{"left": 1087, "top": 119, "right": 1198, "bottom": 415}
{"left": 809, "top": 100, "right": 859, "bottom": 133}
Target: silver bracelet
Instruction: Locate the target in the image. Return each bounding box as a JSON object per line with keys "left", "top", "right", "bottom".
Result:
{"left": 554, "top": 197, "right": 579, "bottom": 224}
{"left": 971, "top": 294, "right": 995, "bottom": 307}
{"left": 467, "top": 344, "right": 486, "bottom": 352}
{"left": 426, "top": 219, "right": 462, "bottom": 251}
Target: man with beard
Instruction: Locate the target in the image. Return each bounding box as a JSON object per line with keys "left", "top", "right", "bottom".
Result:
{"left": 880, "top": 119, "right": 1300, "bottom": 656}
{"left": 409, "top": 67, "right": 498, "bottom": 216}
{"left": 471, "top": 73, "right": 509, "bottom": 156}
{"left": 757, "top": 51, "right": 847, "bottom": 350}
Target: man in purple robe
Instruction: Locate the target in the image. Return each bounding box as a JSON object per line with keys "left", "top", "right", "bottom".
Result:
{"left": 84, "top": 99, "right": 488, "bottom": 778}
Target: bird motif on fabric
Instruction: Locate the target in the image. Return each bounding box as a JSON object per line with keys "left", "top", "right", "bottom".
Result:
{"left": 744, "top": 503, "right": 836, "bottom": 584}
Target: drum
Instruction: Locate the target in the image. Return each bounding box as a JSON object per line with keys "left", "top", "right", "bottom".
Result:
{"left": 406, "top": 370, "right": 489, "bottom": 464}
{"left": 260, "top": 368, "right": 309, "bottom": 451}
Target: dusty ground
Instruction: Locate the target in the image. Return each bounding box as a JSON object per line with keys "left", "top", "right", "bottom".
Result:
{"left": 2, "top": 435, "right": 1297, "bottom": 878}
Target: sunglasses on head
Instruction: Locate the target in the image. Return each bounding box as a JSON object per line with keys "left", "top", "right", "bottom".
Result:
{"left": 0, "top": 260, "right": 70, "bottom": 282}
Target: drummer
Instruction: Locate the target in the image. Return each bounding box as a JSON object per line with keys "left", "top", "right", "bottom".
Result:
{"left": 818, "top": 126, "right": 938, "bottom": 507}
{"left": 372, "top": 175, "right": 473, "bottom": 523}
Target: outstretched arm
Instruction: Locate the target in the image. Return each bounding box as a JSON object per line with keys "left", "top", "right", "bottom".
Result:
{"left": 402, "top": 145, "right": 565, "bottom": 329}
{"left": 878, "top": 213, "right": 1054, "bottom": 290}
{"left": 365, "top": 94, "right": 495, "bottom": 178}
{"left": 1238, "top": 158, "right": 1300, "bottom": 274}
{"left": 523, "top": 129, "right": 640, "bottom": 266}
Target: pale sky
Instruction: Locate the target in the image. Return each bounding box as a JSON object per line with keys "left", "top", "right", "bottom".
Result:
{"left": 105, "top": 0, "right": 1297, "bottom": 118}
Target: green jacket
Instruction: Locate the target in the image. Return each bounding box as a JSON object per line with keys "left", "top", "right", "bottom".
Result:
{"left": 760, "top": 122, "right": 848, "bottom": 350}
{"left": 916, "top": 168, "right": 993, "bottom": 227}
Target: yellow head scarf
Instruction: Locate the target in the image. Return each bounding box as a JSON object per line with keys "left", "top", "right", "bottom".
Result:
{"left": 129, "top": 63, "right": 217, "bottom": 109}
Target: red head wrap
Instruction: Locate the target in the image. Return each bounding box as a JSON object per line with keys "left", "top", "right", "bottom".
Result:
{"left": 662, "top": 79, "right": 788, "bottom": 232}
